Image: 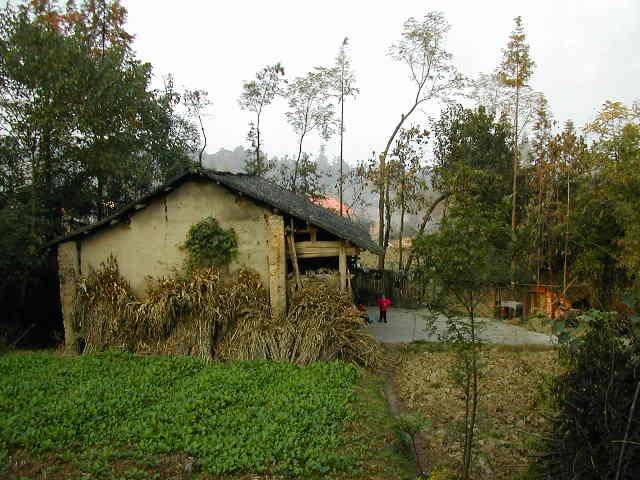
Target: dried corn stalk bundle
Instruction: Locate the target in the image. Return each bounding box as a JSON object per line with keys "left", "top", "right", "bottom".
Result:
{"left": 218, "top": 282, "right": 381, "bottom": 367}
{"left": 72, "top": 256, "right": 141, "bottom": 353}
{"left": 210, "top": 269, "right": 272, "bottom": 360}
{"left": 73, "top": 258, "right": 380, "bottom": 367}
{"left": 139, "top": 267, "right": 223, "bottom": 359}
{"left": 284, "top": 284, "right": 382, "bottom": 368}
{"left": 217, "top": 271, "right": 275, "bottom": 359}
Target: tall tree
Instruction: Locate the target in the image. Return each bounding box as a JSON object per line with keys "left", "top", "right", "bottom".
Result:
{"left": 557, "top": 121, "right": 584, "bottom": 295}
{"left": 238, "top": 63, "right": 285, "bottom": 176}
{"left": 498, "top": 16, "right": 535, "bottom": 236}
{"left": 378, "top": 11, "right": 463, "bottom": 268}
{"left": 184, "top": 88, "right": 211, "bottom": 166}
{"left": 387, "top": 125, "right": 428, "bottom": 271}
{"left": 329, "top": 37, "right": 358, "bottom": 216}
{"left": 571, "top": 100, "right": 640, "bottom": 307}
{"left": 0, "top": 0, "right": 199, "bottom": 338}
{"left": 524, "top": 94, "right": 557, "bottom": 286}
{"left": 404, "top": 105, "right": 512, "bottom": 273}
{"left": 469, "top": 70, "right": 541, "bottom": 142}
{"left": 284, "top": 69, "right": 335, "bottom": 193}
{"left": 412, "top": 193, "right": 510, "bottom": 480}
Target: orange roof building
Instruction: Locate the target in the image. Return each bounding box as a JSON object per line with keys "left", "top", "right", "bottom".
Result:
{"left": 312, "top": 196, "right": 354, "bottom": 218}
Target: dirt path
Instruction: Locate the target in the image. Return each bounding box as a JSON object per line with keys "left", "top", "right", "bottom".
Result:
{"left": 366, "top": 307, "right": 556, "bottom": 346}
{"left": 381, "top": 348, "right": 431, "bottom": 478}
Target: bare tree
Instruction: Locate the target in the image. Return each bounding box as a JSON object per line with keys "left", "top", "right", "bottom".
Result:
{"left": 183, "top": 89, "right": 211, "bottom": 166}
{"left": 469, "top": 71, "right": 541, "bottom": 141}
{"left": 377, "top": 11, "right": 464, "bottom": 269}
{"left": 238, "top": 63, "right": 285, "bottom": 176}
{"left": 329, "top": 37, "right": 358, "bottom": 215}
{"left": 285, "top": 69, "right": 335, "bottom": 192}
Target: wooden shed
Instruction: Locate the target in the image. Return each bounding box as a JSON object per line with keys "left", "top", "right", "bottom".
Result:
{"left": 49, "top": 168, "right": 383, "bottom": 348}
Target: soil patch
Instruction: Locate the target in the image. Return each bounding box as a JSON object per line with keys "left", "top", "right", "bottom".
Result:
{"left": 394, "top": 344, "right": 559, "bottom": 479}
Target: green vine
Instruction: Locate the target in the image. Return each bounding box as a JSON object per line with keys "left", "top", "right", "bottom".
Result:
{"left": 182, "top": 217, "right": 238, "bottom": 270}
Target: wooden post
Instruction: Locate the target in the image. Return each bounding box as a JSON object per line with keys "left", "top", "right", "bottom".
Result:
{"left": 339, "top": 241, "right": 347, "bottom": 292}
{"left": 492, "top": 287, "right": 497, "bottom": 318}
{"left": 266, "top": 214, "right": 287, "bottom": 318}
{"left": 288, "top": 232, "right": 302, "bottom": 290}
{"left": 58, "top": 241, "right": 81, "bottom": 350}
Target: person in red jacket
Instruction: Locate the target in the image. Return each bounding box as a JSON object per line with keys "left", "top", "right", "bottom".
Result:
{"left": 377, "top": 294, "right": 392, "bottom": 323}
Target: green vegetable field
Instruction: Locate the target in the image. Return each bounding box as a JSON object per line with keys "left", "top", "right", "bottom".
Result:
{"left": 0, "top": 352, "right": 359, "bottom": 477}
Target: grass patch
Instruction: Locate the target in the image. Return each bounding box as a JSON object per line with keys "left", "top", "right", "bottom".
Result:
{"left": 341, "top": 369, "right": 416, "bottom": 479}
{"left": 0, "top": 352, "right": 359, "bottom": 478}
{"left": 395, "top": 344, "right": 559, "bottom": 479}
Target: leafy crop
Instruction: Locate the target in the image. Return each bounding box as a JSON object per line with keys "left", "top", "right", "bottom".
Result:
{"left": 0, "top": 352, "right": 358, "bottom": 476}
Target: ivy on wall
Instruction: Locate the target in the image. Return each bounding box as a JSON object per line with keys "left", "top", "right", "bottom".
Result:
{"left": 182, "top": 217, "right": 238, "bottom": 270}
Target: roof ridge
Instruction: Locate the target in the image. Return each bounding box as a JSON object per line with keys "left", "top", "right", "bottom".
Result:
{"left": 46, "top": 167, "right": 382, "bottom": 255}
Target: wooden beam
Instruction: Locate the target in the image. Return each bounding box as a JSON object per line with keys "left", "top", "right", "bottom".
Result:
{"left": 291, "top": 241, "right": 358, "bottom": 258}
{"left": 339, "top": 242, "right": 347, "bottom": 292}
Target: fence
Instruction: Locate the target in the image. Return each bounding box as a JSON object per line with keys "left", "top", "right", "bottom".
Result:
{"left": 352, "top": 268, "right": 428, "bottom": 308}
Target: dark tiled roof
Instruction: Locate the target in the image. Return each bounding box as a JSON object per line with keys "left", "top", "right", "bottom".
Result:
{"left": 48, "top": 168, "right": 383, "bottom": 255}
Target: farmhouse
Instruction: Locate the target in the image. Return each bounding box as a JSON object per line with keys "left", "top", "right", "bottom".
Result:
{"left": 50, "top": 167, "right": 382, "bottom": 347}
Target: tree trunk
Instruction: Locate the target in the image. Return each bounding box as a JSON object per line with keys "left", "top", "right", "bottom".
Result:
{"left": 198, "top": 113, "right": 207, "bottom": 167}
{"left": 463, "top": 300, "right": 479, "bottom": 480}
{"left": 292, "top": 132, "right": 306, "bottom": 192}
{"left": 462, "top": 357, "right": 472, "bottom": 480}
{"left": 378, "top": 107, "right": 419, "bottom": 269}
{"left": 339, "top": 72, "right": 345, "bottom": 216}
{"left": 377, "top": 161, "right": 386, "bottom": 269}
{"left": 510, "top": 77, "right": 520, "bottom": 282}
{"left": 511, "top": 79, "right": 520, "bottom": 234}
{"left": 256, "top": 111, "right": 261, "bottom": 170}
{"left": 398, "top": 173, "right": 406, "bottom": 271}
{"left": 292, "top": 105, "right": 310, "bottom": 192}
{"left": 403, "top": 193, "right": 448, "bottom": 273}
{"left": 563, "top": 160, "right": 570, "bottom": 296}
{"left": 384, "top": 181, "right": 392, "bottom": 262}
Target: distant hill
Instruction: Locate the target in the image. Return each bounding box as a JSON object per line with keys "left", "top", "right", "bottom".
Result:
{"left": 202, "top": 146, "right": 250, "bottom": 173}
{"left": 198, "top": 145, "right": 443, "bottom": 230}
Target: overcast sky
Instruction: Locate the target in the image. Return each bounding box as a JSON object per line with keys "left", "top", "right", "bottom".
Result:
{"left": 124, "top": 0, "right": 639, "bottom": 165}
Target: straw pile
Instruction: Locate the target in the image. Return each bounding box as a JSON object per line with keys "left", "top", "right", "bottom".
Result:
{"left": 72, "top": 258, "right": 380, "bottom": 367}
{"left": 219, "top": 282, "right": 381, "bottom": 368}
{"left": 283, "top": 284, "right": 381, "bottom": 367}
{"left": 72, "top": 256, "right": 140, "bottom": 353}
{"left": 72, "top": 257, "right": 268, "bottom": 360}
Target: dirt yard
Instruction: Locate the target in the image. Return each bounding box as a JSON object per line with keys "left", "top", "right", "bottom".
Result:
{"left": 366, "top": 307, "right": 556, "bottom": 346}
{"left": 393, "top": 343, "right": 559, "bottom": 479}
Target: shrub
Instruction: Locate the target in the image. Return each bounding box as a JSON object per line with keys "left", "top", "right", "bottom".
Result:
{"left": 182, "top": 217, "right": 238, "bottom": 270}
{"left": 536, "top": 310, "right": 640, "bottom": 479}
{"left": 395, "top": 413, "right": 430, "bottom": 476}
